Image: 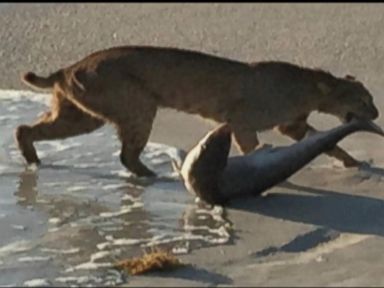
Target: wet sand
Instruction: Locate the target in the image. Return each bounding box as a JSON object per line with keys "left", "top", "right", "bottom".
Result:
{"left": 1, "top": 3, "right": 384, "bottom": 286}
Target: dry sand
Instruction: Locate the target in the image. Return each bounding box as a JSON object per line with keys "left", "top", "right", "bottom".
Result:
{"left": 1, "top": 3, "right": 384, "bottom": 286}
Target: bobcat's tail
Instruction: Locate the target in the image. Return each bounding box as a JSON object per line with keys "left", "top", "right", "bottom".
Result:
{"left": 21, "top": 70, "right": 63, "bottom": 90}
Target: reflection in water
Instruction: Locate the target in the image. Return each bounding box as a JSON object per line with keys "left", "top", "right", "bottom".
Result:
{"left": 14, "top": 169, "right": 38, "bottom": 207}
{"left": 5, "top": 160, "right": 230, "bottom": 286}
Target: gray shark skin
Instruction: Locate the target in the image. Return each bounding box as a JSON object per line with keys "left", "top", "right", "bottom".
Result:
{"left": 177, "top": 119, "right": 384, "bottom": 205}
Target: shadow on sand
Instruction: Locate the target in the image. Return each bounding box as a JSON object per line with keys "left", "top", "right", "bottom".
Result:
{"left": 229, "top": 173, "right": 384, "bottom": 237}
{"left": 226, "top": 165, "right": 384, "bottom": 257}
{"left": 146, "top": 264, "right": 233, "bottom": 285}
{"left": 359, "top": 163, "right": 384, "bottom": 177}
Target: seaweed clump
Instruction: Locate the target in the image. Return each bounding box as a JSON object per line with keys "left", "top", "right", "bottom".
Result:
{"left": 114, "top": 248, "right": 184, "bottom": 275}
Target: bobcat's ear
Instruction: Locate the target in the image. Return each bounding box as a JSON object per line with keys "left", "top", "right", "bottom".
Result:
{"left": 345, "top": 74, "right": 356, "bottom": 81}
{"left": 317, "top": 82, "right": 332, "bottom": 95}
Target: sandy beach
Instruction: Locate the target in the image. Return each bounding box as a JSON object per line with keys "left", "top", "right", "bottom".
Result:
{"left": 1, "top": 3, "right": 384, "bottom": 286}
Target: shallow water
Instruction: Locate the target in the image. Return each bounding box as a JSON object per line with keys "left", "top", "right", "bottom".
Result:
{"left": 0, "top": 90, "right": 231, "bottom": 286}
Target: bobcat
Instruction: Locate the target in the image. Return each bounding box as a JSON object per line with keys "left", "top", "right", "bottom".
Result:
{"left": 18, "top": 46, "right": 379, "bottom": 176}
